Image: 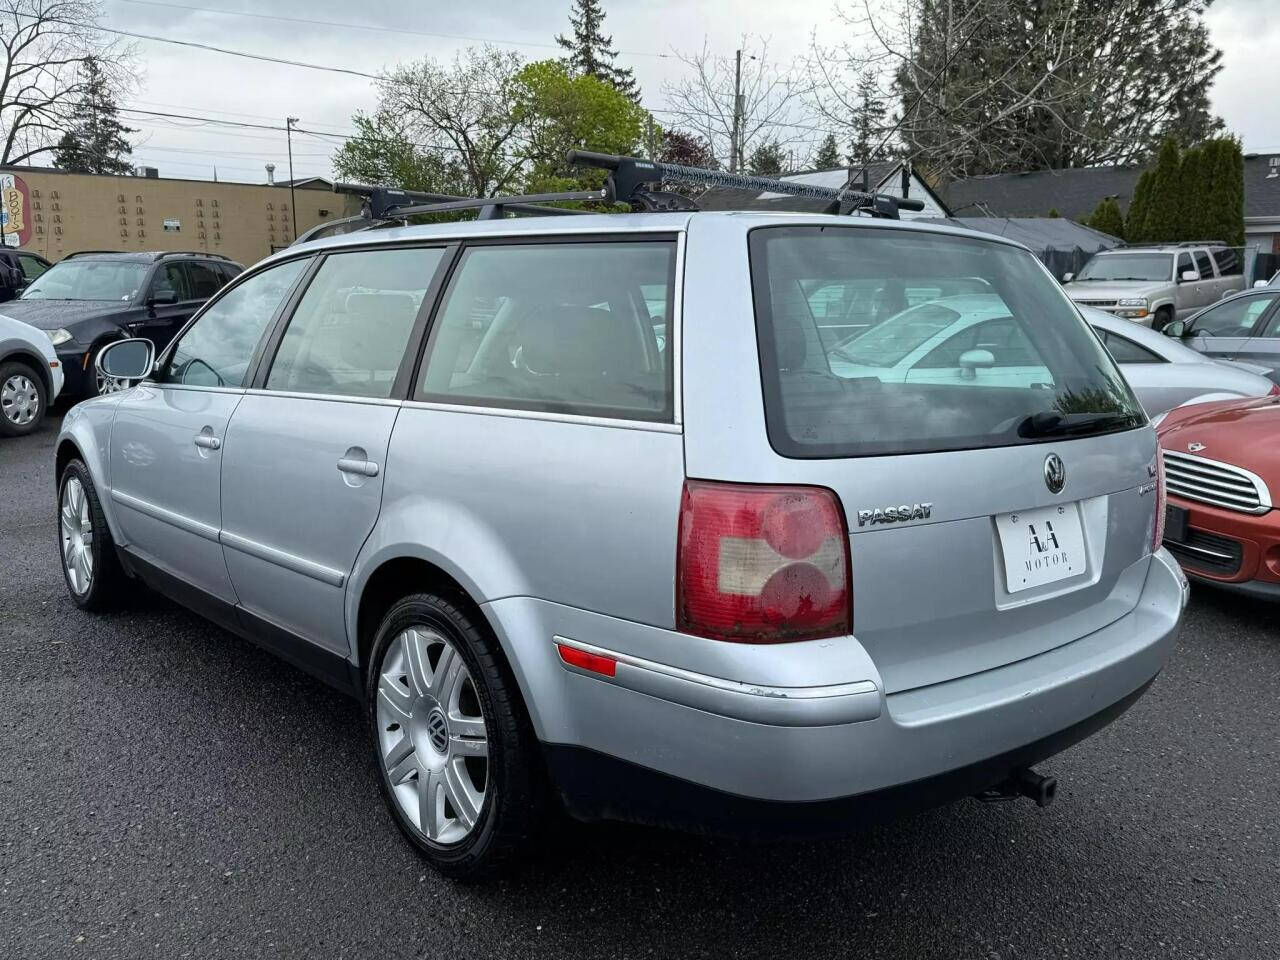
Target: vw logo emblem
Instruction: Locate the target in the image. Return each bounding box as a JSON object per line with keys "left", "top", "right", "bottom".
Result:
{"left": 1044, "top": 453, "right": 1066, "bottom": 494}
{"left": 426, "top": 709, "right": 449, "bottom": 753}
{"left": 1188, "top": 441, "right": 1205, "bottom": 453}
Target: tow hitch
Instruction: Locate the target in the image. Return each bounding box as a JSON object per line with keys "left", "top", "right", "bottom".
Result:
{"left": 975, "top": 768, "right": 1058, "bottom": 808}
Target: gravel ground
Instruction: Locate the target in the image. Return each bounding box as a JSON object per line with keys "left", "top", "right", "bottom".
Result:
{"left": 2, "top": 412, "right": 1278, "bottom": 959}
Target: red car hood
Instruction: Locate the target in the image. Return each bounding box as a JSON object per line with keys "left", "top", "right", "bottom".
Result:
{"left": 1158, "top": 396, "right": 1280, "bottom": 479}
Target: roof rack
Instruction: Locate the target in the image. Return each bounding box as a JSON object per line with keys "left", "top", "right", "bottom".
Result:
{"left": 1119, "top": 240, "right": 1229, "bottom": 248}
{"left": 296, "top": 151, "right": 927, "bottom": 245}
{"left": 64, "top": 250, "right": 126, "bottom": 259}
{"left": 155, "top": 250, "right": 234, "bottom": 261}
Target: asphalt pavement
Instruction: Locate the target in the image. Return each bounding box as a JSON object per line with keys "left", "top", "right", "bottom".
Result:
{"left": 2, "top": 412, "right": 1278, "bottom": 959}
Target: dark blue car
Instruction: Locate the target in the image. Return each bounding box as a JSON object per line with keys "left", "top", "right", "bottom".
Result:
{"left": 0, "top": 250, "right": 242, "bottom": 398}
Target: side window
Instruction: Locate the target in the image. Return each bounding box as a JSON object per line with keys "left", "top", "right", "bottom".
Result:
{"left": 1100, "top": 331, "right": 1163, "bottom": 363}
{"left": 150, "top": 262, "right": 190, "bottom": 302}
{"left": 1176, "top": 252, "right": 1194, "bottom": 278}
{"left": 264, "top": 246, "right": 443, "bottom": 399}
{"left": 186, "top": 260, "right": 224, "bottom": 300}
{"left": 1211, "top": 248, "right": 1241, "bottom": 277}
{"left": 18, "top": 255, "right": 47, "bottom": 281}
{"left": 1192, "top": 294, "right": 1279, "bottom": 336}
{"left": 418, "top": 240, "right": 676, "bottom": 421}
{"left": 1193, "top": 249, "right": 1214, "bottom": 279}
{"left": 161, "top": 258, "right": 308, "bottom": 387}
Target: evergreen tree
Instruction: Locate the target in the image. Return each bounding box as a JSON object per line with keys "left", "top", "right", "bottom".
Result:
{"left": 52, "top": 58, "right": 136, "bottom": 175}
{"left": 555, "top": 0, "right": 640, "bottom": 102}
{"left": 1203, "top": 137, "right": 1245, "bottom": 247}
{"left": 1176, "top": 145, "right": 1206, "bottom": 241}
{"left": 1087, "top": 197, "right": 1125, "bottom": 239}
{"left": 748, "top": 139, "right": 786, "bottom": 176}
{"left": 813, "top": 133, "right": 842, "bottom": 170}
{"left": 1126, "top": 170, "right": 1155, "bottom": 242}
{"left": 848, "top": 69, "right": 887, "bottom": 166}
{"left": 1047, "top": 207, "right": 1061, "bottom": 218}
{"left": 1143, "top": 137, "right": 1183, "bottom": 242}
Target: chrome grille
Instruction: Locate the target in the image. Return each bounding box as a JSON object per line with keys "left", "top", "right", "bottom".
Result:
{"left": 1162, "top": 450, "right": 1272, "bottom": 515}
{"left": 1075, "top": 299, "right": 1118, "bottom": 308}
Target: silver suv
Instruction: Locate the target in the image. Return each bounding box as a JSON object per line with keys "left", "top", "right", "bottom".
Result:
{"left": 1063, "top": 242, "right": 1245, "bottom": 330}
{"left": 56, "top": 211, "right": 1188, "bottom": 876}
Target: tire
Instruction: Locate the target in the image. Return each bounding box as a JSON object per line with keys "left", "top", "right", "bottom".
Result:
{"left": 58, "top": 459, "right": 126, "bottom": 611}
{"left": 365, "top": 592, "right": 544, "bottom": 879}
{"left": 0, "top": 359, "right": 47, "bottom": 437}
{"left": 1152, "top": 306, "right": 1174, "bottom": 332}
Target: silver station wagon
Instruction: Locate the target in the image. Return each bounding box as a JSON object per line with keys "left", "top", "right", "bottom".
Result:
{"left": 56, "top": 164, "right": 1188, "bottom": 876}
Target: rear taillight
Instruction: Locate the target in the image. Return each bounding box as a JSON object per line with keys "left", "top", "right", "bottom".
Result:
{"left": 676, "top": 480, "right": 851, "bottom": 643}
{"left": 1152, "top": 453, "right": 1167, "bottom": 552}
{"left": 1269, "top": 384, "right": 1280, "bottom": 397}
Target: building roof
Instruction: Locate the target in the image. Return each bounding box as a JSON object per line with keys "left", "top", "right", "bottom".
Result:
{"left": 944, "top": 152, "right": 1280, "bottom": 222}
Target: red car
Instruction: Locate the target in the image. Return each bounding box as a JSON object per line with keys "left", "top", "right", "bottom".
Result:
{"left": 1156, "top": 396, "right": 1280, "bottom": 598}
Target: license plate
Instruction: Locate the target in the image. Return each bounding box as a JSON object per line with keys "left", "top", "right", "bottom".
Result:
{"left": 995, "top": 503, "right": 1087, "bottom": 593}
{"left": 1164, "top": 504, "right": 1189, "bottom": 544}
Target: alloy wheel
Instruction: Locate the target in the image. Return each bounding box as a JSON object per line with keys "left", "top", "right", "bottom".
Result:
{"left": 375, "top": 627, "right": 489, "bottom": 845}
{"left": 59, "top": 476, "right": 94, "bottom": 595}
{"left": 1, "top": 373, "right": 39, "bottom": 425}
{"left": 95, "top": 369, "right": 129, "bottom": 395}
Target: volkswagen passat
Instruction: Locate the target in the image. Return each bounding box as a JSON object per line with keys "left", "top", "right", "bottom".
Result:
{"left": 55, "top": 212, "right": 1187, "bottom": 876}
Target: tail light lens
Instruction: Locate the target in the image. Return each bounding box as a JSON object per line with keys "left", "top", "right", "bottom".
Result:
{"left": 1269, "top": 384, "right": 1280, "bottom": 397}
{"left": 676, "top": 480, "right": 851, "bottom": 643}
{"left": 1152, "top": 453, "right": 1167, "bottom": 552}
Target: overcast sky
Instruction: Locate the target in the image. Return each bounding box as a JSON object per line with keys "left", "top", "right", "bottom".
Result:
{"left": 104, "top": 0, "right": 1279, "bottom": 184}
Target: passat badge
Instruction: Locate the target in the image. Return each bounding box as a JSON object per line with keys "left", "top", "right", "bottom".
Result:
{"left": 1044, "top": 453, "right": 1066, "bottom": 494}
{"left": 857, "top": 503, "right": 932, "bottom": 527}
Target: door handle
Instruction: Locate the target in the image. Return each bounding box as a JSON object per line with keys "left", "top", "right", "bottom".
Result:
{"left": 337, "top": 457, "right": 379, "bottom": 478}
{"left": 193, "top": 434, "right": 221, "bottom": 450}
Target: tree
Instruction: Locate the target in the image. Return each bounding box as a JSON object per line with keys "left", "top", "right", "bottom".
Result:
{"left": 809, "top": 0, "right": 1224, "bottom": 180}
{"left": 1046, "top": 207, "right": 1061, "bottom": 218}
{"left": 1203, "top": 137, "right": 1244, "bottom": 247}
{"left": 848, "top": 69, "right": 888, "bottom": 166}
{"left": 1175, "top": 145, "right": 1206, "bottom": 241}
{"left": 658, "top": 129, "right": 717, "bottom": 169}
{"left": 1086, "top": 197, "right": 1125, "bottom": 239}
{"left": 555, "top": 0, "right": 639, "bottom": 102}
{"left": 1127, "top": 170, "right": 1155, "bottom": 242}
{"left": 331, "top": 109, "right": 465, "bottom": 195}
{"left": 1144, "top": 137, "right": 1183, "bottom": 242}
{"left": 512, "top": 59, "right": 649, "bottom": 192}
{"left": 376, "top": 47, "right": 527, "bottom": 198}
{"left": 0, "top": 0, "right": 137, "bottom": 165}
{"left": 813, "top": 133, "right": 842, "bottom": 170}
{"left": 662, "top": 38, "right": 811, "bottom": 172}
{"left": 747, "top": 138, "right": 785, "bottom": 176}
{"left": 51, "top": 57, "right": 135, "bottom": 174}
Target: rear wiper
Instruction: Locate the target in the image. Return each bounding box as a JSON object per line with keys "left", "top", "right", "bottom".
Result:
{"left": 1015, "top": 411, "right": 1141, "bottom": 439}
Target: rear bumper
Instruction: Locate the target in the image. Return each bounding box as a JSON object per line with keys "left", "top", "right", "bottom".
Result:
{"left": 1164, "top": 494, "right": 1280, "bottom": 590}
{"left": 485, "top": 549, "right": 1185, "bottom": 816}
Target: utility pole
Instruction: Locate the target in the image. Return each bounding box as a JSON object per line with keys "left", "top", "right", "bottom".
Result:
{"left": 285, "top": 116, "right": 299, "bottom": 238}
{"left": 730, "top": 49, "right": 743, "bottom": 173}
{"left": 646, "top": 114, "right": 656, "bottom": 160}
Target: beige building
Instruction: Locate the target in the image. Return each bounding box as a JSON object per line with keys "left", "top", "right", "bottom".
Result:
{"left": 0, "top": 166, "right": 361, "bottom": 268}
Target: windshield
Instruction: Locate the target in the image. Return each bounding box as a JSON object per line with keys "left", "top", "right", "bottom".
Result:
{"left": 1075, "top": 253, "right": 1172, "bottom": 282}
{"left": 750, "top": 226, "right": 1144, "bottom": 458}
{"left": 21, "top": 260, "right": 147, "bottom": 301}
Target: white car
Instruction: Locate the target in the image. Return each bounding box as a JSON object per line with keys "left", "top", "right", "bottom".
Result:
{"left": 0, "top": 312, "right": 63, "bottom": 436}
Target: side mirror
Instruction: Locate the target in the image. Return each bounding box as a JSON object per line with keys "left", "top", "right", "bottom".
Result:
{"left": 1062, "top": 272, "right": 1074, "bottom": 283}
{"left": 958, "top": 348, "right": 995, "bottom": 379}
{"left": 97, "top": 338, "right": 154, "bottom": 381}
{"left": 148, "top": 289, "right": 179, "bottom": 307}
{"left": 1164, "top": 320, "right": 1188, "bottom": 338}
{"left": 1179, "top": 270, "right": 1198, "bottom": 283}
{"left": 1255, "top": 280, "right": 1270, "bottom": 289}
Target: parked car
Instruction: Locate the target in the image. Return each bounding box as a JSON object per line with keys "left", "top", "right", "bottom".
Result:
{"left": 1062, "top": 242, "right": 1245, "bottom": 330}
{"left": 0, "top": 247, "right": 52, "bottom": 302}
{"left": 1161, "top": 287, "right": 1280, "bottom": 380}
{"left": 1253, "top": 270, "right": 1279, "bottom": 289}
{"left": 56, "top": 211, "right": 1187, "bottom": 876}
{"left": 0, "top": 250, "right": 242, "bottom": 399}
{"left": 1156, "top": 396, "right": 1280, "bottom": 600}
{"left": 1082, "top": 307, "right": 1277, "bottom": 415}
{"left": 0, "top": 312, "right": 62, "bottom": 436}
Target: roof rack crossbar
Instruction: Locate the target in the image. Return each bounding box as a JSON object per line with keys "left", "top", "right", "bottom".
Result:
{"left": 567, "top": 150, "right": 927, "bottom": 217}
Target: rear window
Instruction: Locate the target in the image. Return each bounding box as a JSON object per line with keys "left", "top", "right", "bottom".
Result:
{"left": 750, "top": 226, "right": 1144, "bottom": 458}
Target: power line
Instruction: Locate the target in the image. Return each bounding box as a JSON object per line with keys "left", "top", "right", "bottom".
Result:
{"left": 110, "top": 0, "right": 672, "bottom": 58}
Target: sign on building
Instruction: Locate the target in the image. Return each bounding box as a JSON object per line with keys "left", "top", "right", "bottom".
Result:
{"left": 163, "top": 217, "right": 181, "bottom": 232}
{"left": 0, "top": 173, "right": 31, "bottom": 248}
